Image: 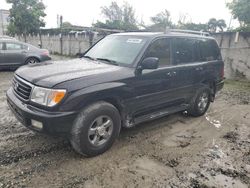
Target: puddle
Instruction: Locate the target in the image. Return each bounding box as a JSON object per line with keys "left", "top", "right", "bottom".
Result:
{"left": 205, "top": 114, "right": 222, "bottom": 128}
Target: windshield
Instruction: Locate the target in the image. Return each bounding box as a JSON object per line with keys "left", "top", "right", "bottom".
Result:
{"left": 85, "top": 35, "right": 148, "bottom": 66}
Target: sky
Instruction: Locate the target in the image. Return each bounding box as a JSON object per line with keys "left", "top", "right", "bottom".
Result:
{"left": 0, "top": 0, "right": 238, "bottom": 28}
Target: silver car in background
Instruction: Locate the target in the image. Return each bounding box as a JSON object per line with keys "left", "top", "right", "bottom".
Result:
{"left": 0, "top": 37, "right": 51, "bottom": 69}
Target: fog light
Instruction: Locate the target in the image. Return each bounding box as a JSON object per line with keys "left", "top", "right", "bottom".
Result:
{"left": 31, "top": 120, "right": 43, "bottom": 130}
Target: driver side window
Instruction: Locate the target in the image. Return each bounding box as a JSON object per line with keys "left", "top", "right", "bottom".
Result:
{"left": 144, "top": 38, "right": 171, "bottom": 67}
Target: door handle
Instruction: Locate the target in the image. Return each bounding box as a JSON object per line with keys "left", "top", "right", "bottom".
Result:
{"left": 166, "top": 71, "right": 177, "bottom": 77}
{"left": 195, "top": 67, "right": 203, "bottom": 71}
{"left": 21, "top": 51, "right": 27, "bottom": 54}
{"left": 166, "top": 72, "right": 172, "bottom": 77}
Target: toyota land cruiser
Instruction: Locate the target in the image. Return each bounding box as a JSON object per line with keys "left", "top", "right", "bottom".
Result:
{"left": 6, "top": 31, "right": 224, "bottom": 156}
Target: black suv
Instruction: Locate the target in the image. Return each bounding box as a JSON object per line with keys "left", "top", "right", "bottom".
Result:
{"left": 7, "top": 31, "right": 224, "bottom": 156}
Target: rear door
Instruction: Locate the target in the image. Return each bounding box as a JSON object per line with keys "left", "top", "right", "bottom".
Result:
{"left": 4, "top": 42, "right": 27, "bottom": 65}
{"left": 171, "top": 37, "right": 202, "bottom": 102}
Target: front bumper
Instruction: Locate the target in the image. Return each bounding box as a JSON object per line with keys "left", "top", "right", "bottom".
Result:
{"left": 6, "top": 88, "right": 77, "bottom": 135}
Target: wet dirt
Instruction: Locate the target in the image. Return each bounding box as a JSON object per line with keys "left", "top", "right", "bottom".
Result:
{"left": 0, "top": 69, "right": 250, "bottom": 188}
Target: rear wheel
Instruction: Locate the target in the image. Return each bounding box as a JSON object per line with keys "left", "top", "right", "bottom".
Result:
{"left": 25, "top": 57, "right": 39, "bottom": 65}
{"left": 187, "top": 87, "right": 211, "bottom": 117}
{"left": 70, "top": 101, "right": 121, "bottom": 157}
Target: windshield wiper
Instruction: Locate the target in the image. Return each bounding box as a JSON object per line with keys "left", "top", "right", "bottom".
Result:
{"left": 82, "top": 55, "right": 96, "bottom": 61}
{"left": 96, "top": 58, "right": 119, "bottom": 66}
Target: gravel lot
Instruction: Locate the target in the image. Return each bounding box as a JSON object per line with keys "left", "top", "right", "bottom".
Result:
{"left": 0, "top": 60, "right": 250, "bottom": 188}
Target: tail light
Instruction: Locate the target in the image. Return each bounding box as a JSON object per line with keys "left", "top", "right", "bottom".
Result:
{"left": 42, "top": 50, "right": 50, "bottom": 57}
{"left": 221, "top": 66, "right": 224, "bottom": 79}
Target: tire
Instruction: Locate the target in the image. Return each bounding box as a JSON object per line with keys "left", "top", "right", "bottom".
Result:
{"left": 187, "top": 86, "right": 211, "bottom": 117}
{"left": 25, "top": 57, "right": 39, "bottom": 65}
{"left": 70, "top": 101, "right": 121, "bottom": 157}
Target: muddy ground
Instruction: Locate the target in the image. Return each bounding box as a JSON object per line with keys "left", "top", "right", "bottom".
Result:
{"left": 0, "top": 65, "right": 250, "bottom": 188}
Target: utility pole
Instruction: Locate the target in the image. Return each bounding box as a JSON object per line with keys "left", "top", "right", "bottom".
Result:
{"left": 59, "top": 15, "right": 63, "bottom": 55}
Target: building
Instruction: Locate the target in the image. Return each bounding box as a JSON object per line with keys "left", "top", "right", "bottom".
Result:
{"left": 0, "top": 9, "right": 10, "bottom": 35}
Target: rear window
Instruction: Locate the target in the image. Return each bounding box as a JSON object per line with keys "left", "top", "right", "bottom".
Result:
{"left": 6, "top": 42, "right": 22, "bottom": 50}
{"left": 173, "top": 38, "right": 200, "bottom": 64}
{"left": 199, "top": 39, "right": 221, "bottom": 61}
{"left": 22, "top": 45, "right": 29, "bottom": 50}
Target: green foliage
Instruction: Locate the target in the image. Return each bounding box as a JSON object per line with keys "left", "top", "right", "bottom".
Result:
{"left": 93, "top": 1, "right": 138, "bottom": 31}
{"left": 61, "top": 22, "right": 73, "bottom": 29}
{"left": 146, "top": 10, "right": 226, "bottom": 33}
{"left": 227, "top": 0, "right": 250, "bottom": 26}
{"left": 177, "top": 23, "right": 208, "bottom": 32}
{"left": 6, "top": 0, "right": 46, "bottom": 36}
{"left": 207, "top": 18, "right": 227, "bottom": 32}
{"left": 147, "top": 10, "right": 173, "bottom": 31}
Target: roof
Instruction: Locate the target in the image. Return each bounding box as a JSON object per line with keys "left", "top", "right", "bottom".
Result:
{"left": 111, "top": 31, "right": 214, "bottom": 39}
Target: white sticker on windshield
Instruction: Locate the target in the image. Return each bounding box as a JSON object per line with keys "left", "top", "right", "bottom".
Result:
{"left": 126, "top": 39, "right": 143, "bottom": 43}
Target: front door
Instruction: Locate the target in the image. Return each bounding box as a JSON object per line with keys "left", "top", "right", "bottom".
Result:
{"left": 128, "top": 38, "right": 181, "bottom": 116}
{"left": 171, "top": 37, "right": 203, "bottom": 103}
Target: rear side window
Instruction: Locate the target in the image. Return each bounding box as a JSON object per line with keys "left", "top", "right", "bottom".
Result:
{"left": 199, "top": 39, "right": 221, "bottom": 61}
{"left": 0, "top": 43, "right": 3, "bottom": 50}
{"left": 173, "top": 38, "right": 200, "bottom": 64}
{"left": 144, "top": 38, "right": 171, "bottom": 67}
{"left": 6, "top": 42, "right": 22, "bottom": 50}
{"left": 22, "top": 45, "right": 29, "bottom": 50}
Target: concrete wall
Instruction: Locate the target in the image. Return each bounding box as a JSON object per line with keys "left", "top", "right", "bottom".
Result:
{"left": 17, "top": 33, "right": 103, "bottom": 56}
{"left": 213, "top": 32, "right": 250, "bottom": 80}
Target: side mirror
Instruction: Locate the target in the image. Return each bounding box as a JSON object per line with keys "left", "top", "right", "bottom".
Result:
{"left": 140, "top": 57, "right": 159, "bottom": 70}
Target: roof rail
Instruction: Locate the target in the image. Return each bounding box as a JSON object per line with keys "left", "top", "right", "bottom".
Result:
{"left": 169, "top": 29, "right": 210, "bottom": 36}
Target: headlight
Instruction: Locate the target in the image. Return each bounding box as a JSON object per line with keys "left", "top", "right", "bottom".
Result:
{"left": 30, "top": 86, "right": 66, "bottom": 107}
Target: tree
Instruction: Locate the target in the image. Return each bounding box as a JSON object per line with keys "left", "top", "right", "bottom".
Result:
{"left": 178, "top": 23, "right": 208, "bottom": 31}
{"left": 93, "top": 1, "right": 138, "bottom": 30}
{"left": 61, "top": 22, "right": 73, "bottom": 29}
{"left": 227, "top": 0, "right": 250, "bottom": 27}
{"left": 208, "top": 18, "right": 227, "bottom": 32}
{"left": 217, "top": 19, "right": 227, "bottom": 32}
{"left": 148, "top": 10, "right": 172, "bottom": 31}
{"left": 6, "top": 0, "right": 46, "bottom": 41}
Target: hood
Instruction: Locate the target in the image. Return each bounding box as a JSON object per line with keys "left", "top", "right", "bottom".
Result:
{"left": 15, "top": 58, "right": 122, "bottom": 87}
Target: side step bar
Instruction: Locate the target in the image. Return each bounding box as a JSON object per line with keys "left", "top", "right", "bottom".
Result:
{"left": 133, "top": 104, "right": 188, "bottom": 125}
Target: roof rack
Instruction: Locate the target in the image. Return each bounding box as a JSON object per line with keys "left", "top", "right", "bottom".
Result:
{"left": 166, "top": 29, "right": 210, "bottom": 36}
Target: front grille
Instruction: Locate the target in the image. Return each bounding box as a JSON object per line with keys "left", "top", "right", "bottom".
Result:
{"left": 12, "top": 76, "right": 33, "bottom": 101}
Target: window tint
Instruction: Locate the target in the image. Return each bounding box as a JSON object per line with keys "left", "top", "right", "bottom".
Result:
{"left": 199, "top": 39, "right": 221, "bottom": 61}
{"left": 144, "top": 38, "right": 171, "bottom": 67}
{"left": 6, "top": 43, "right": 22, "bottom": 50}
{"left": 173, "top": 38, "right": 200, "bottom": 64}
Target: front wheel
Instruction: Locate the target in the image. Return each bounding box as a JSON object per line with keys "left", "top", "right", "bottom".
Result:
{"left": 70, "top": 101, "right": 121, "bottom": 157}
{"left": 187, "top": 87, "right": 211, "bottom": 117}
